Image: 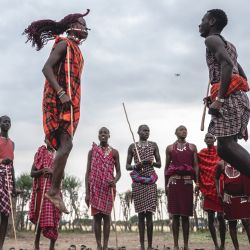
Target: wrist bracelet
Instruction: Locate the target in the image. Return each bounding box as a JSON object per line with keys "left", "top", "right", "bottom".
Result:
{"left": 57, "top": 88, "right": 63, "bottom": 95}
{"left": 215, "top": 96, "right": 225, "bottom": 103}
{"left": 58, "top": 91, "right": 66, "bottom": 98}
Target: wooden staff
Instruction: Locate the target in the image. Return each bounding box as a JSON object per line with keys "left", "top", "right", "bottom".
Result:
{"left": 5, "top": 166, "right": 17, "bottom": 249}
{"left": 122, "top": 103, "right": 141, "bottom": 162}
{"left": 33, "top": 178, "right": 48, "bottom": 248}
{"left": 67, "top": 46, "right": 74, "bottom": 138}
{"left": 200, "top": 81, "right": 210, "bottom": 131}
{"left": 111, "top": 188, "right": 118, "bottom": 250}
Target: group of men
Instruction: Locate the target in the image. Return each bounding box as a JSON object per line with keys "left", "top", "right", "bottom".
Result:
{"left": 0, "top": 6, "right": 250, "bottom": 250}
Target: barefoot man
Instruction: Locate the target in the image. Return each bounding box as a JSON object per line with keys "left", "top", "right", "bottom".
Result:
{"left": 198, "top": 133, "right": 225, "bottom": 250}
{"left": 165, "top": 125, "right": 198, "bottom": 250}
{"left": 23, "top": 10, "right": 90, "bottom": 212}
{"left": 199, "top": 9, "right": 250, "bottom": 177}
{"left": 29, "top": 139, "right": 61, "bottom": 250}
{"left": 85, "top": 127, "right": 121, "bottom": 250}
{"left": 0, "top": 116, "right": 15, "bottom": 249}
{"left": 126, "top": 124, "right": 161, "bottom": 250}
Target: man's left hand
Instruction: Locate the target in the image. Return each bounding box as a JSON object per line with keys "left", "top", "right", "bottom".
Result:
{"left": 107, "top": 179, "right": 116, "bottom": 187}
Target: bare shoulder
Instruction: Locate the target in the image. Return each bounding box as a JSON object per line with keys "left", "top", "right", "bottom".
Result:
{"left": 205, "top": 35, "right": 225, "bottom": 51}
{"left": 189, "top": 143, "right": 197, "bottom": 152}
{"left": 149, "top": 141, "right": 159, "bottom": 148}
{"left": 112, "top": 148, "right": 119, "bottom": 156}
{"left": 166, "top": 144, "right": 173, "bottom": 152}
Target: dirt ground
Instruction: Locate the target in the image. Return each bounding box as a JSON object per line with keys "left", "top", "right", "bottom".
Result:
{"left": 3, "top": 231, "right": 249, "bottom": 250}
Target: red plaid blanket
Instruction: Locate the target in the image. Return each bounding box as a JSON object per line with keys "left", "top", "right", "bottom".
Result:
{"left": 198, "top": 146, "right": 223, "bottom": 198}
{"left": 0, "top": 164, "right": 13, "bottom": 216}
{"left": 89, "top": 143, "right": 115, "bottom": 215}
{"left": 43, "top": 36, "right": 84, "bottom": 150}
{"left": 210, "top": 74, "right": 249, "bottom": 101}
{"left": 29, "top": 146, "right": 61, "bottom": 240}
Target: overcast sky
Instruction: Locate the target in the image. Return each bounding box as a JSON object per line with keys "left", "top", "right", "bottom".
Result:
{"left": 1, "top": 0, "right": 250, "bottom": 198}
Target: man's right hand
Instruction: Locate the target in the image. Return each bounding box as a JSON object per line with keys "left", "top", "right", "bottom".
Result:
{"left": 60, "top": 93, "right": 71, "bottom": 105}
{"left": 43, "top": 168, "right": 53, "bottom": 177}
{"left": 85, "top": 194, "right": 90, "bottom": 207}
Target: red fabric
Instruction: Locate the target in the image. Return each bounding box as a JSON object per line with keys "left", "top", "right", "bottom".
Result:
{"left": 198, "top": 146, "right": 223, "bottom": 198}
{"left": 203, "top": 196, "right": 223, "bottom": 213}
{"left": 28, "top": 146, "right": 61, "bottom": 240}
{"left": 89, "top": 143, "right": 115, "bottom": 215}
{"left": 168, "top": 178, "right": 193, "bottom": 216}
{"left": 43, "top": 36, "right": 84, "bottom": 150}
{"left": 166, "top": 143, "right": 195, "bottom": 178}
{"left": 0, "top": 137, "right": 14, "bottom": 161}
{"left": 210, "top": 74, "right": 249, "bottom": 101}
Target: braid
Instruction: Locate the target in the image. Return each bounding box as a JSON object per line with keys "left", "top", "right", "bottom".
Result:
{"left": 23, "top": 9, "right": 90, "bottom": 51}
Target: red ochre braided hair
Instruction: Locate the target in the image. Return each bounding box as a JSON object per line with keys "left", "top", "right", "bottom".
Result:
{"left": 23, "top": 9, "right": 90, "bottom": 51}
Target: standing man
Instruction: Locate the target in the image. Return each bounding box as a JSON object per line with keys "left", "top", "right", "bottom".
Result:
{"left": 85, "top": 127, "right": 121, "bottom": 250}
{"left": 199, "top": 9, "right": 250, "bottom": 177}
{"left": 165, "top": 125, "right": 198, "bottom": 250}
{"left": 126, "top": 124, "right": 161, "bottom": 250}
{"left": 23, "top": 10, "right": 90, "bottom": 212}
{"left": 0, "top": 116, "right": 15, "bottom": 249}
{"left": 197, "top": 133, "right": 225, "bottom": 250}
{"left": 29, "top": 139, "right": 61, "bottom": 250}
{"left": 216, "top": 162, "right": 250, "bottom": 249}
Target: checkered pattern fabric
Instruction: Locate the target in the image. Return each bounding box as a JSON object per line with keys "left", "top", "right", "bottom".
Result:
{"left": 43, "top": 36, "right": 83, "bottom": 150}
{"left": 206, "top": 35, "right": 239, "bottom": 84}
{"left": 89, "top": 143, "right": 115, "bottom": 215}
{"left": 208, "top": 90, "right": 250, "bottom": 140}
{"left": 198, "top": 146, "right": 221, "bottom": 198}
{"left": 0, "top": 164, "right": 13, "bottom": 216}
{"left": 131, "top": 141, "right": 157, "bottom": 213}
{"left": 28, "top": 146, "right": 61, "bottom": 240}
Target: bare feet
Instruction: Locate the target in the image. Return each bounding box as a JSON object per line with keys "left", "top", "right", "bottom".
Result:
{"left": 45, "top": 192, "right": 69, "bottom": 214}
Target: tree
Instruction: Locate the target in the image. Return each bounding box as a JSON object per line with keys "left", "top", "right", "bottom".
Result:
{"left": 15, "top": 173, "right": 33, "bottom": 230}
{"left": 119, "top": 190, "right": 132, "bottom": 231}
{"left": 62, "top": 175, "right": 83, "bottom": 231}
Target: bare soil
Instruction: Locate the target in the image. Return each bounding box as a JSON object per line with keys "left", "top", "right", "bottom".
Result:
{"left": 3, "top": 231, "right": 249, "bottom": 250}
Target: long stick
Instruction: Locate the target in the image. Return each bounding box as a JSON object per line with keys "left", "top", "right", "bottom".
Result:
{"left": 122, "top": 103, "right": 141, "bottom": 162}
{"left": 34, "top": 178, "right": 48, "bottom": 244}
{"left": 200, "top": 80, "right": 210, "bottom": 131}
{"left": 67, "top": 46, "right": 74, "bottom": 138}
{"left": 5, "top": 167, "right": 17, "bottom": 248}
{"left": 111, "top": 188, "right": 118, "bottom": 250}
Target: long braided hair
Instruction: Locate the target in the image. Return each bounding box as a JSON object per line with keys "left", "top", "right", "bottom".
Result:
{"left": 23, "top": 9, "right": 90, "bottom": 51}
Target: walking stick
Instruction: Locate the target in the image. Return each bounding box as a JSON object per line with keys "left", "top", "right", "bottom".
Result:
{"left": 67, "top": 46, "right": 74, "bottom": 138}
{"left": 33, "top": 177, "right": 48, "bottom": 249}
{"left": 5, "top": 166, "right": 18, "bottom": 249}
{"left": 200, "top": 81, "right": 210, "bottom": 131}
{"left": 111, "top": 188, "right": 118, "bottom": 250}
{"left": 122, "top": 103, "right": 141, "bottom": 162}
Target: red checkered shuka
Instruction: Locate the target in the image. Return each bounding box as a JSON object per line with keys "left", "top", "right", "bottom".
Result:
{"left": 43, "top": 36, "right": 84, "bottom": 150}
{"left": 28, "top": 146, "right": 61, "bottom": 240}
{"left": 210, "top": 74, "right": 249, "bottom": 101}
{"left": 198, "top": 146, "right": 223, "bottom": 198}
{"left": 0, "top": 164, "right": 13, "bottom": 216}
{"left": 89, "top": 143, "right": 115, "bottom": 215}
